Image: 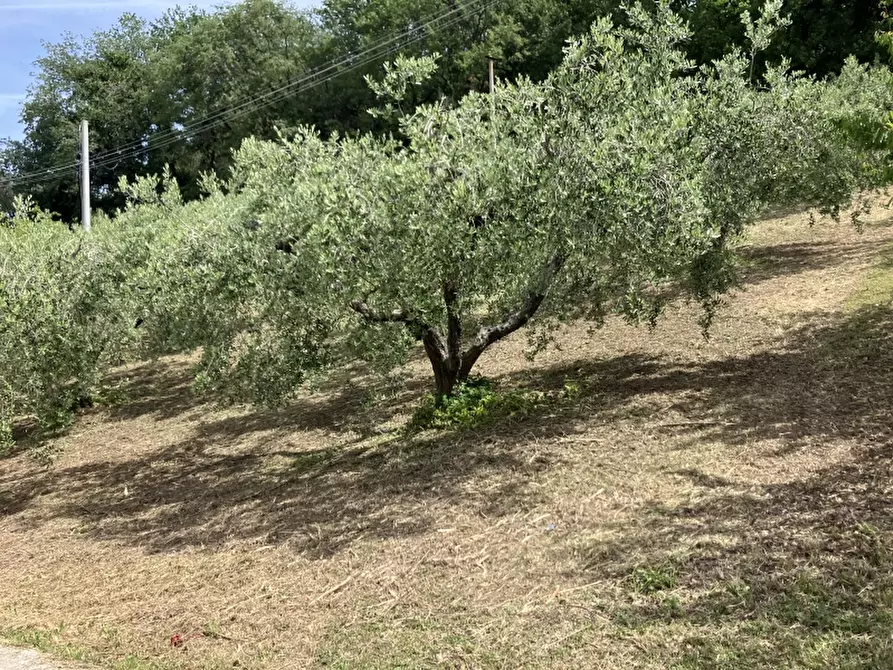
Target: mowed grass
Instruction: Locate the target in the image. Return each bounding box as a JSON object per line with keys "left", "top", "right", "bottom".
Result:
{"left": 2, "top": 201, "right": 893, "bottom": 669}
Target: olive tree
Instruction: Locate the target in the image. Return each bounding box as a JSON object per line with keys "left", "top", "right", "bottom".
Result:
{"left": 134, "top": 2, "right": 889, "bottom": 403}
{"left": 4, "top": 2, "right": 888, "bottom": 448}
{"left": 0, "top": 197, "right": 154, "bottom": 446}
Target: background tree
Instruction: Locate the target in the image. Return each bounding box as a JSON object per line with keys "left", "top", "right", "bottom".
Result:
{"left": 315, "top": 0, "right": 620, "bottom": 129}
{"left": 674, "top": 0, "right": 887, "bottom": 78}
{"left": 149, "top": 0, "right": 323, "bottom": 200}
{"left": 1, "top": 1, "right": 327, "bottom": 216}
{"left": 4, "top": 15, "right": 163, "bottom": 221}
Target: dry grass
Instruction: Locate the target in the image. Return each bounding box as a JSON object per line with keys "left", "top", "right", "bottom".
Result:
{"left": 3, "top": 202, "right": 893, "bottom": 669}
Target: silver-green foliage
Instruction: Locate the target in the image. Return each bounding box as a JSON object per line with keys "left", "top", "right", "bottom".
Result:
{"left": 154, "top": 1, "right": 888, "bottom": 400}
{"left": 0, "top": 199, "right": 148, "bottom": 445}
{"left": 1, "top": 1, "right": 891, "bottom": 438}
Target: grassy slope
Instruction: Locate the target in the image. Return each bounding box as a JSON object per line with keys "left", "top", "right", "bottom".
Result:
{"left": 2, "top": 202, "right": 893, "bottom": 670}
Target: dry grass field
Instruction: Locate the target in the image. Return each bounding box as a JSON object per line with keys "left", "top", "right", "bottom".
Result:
{"left": 2, "top": 202, "right": 893, "bottom": 669}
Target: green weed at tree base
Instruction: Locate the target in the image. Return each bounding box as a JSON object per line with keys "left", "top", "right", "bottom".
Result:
{"left": 408, "top": 378, "right": 543, "bottom": 431}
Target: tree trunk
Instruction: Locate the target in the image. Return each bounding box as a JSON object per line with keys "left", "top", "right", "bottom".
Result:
{"left": 426, "top": 350, "right": 479, "bottom": 402}
{"left": 423, "top": 329, "right": 459, "bottom": 402}
{"left": 351, "top": 254, "right": 564, "bottom": 404}
{"left": 423, "top": 253, "right": 564, "bottom": 402}
{"left": 424, "top": 343, "right": 479, "bottom": 402}
{"left": 431, "top": 358, "right": 459, "bottom": 401}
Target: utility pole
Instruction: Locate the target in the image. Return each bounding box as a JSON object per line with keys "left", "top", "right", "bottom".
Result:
{"left": 80, "top": 120, "right": 91, "bottom": 232}
{"left": 488, "top": 56, "right": 498, "bottom": 151}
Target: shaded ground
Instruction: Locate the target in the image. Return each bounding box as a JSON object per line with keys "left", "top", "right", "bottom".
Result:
{"left": 2, "top": 204, "right": 893, "bottom": 669}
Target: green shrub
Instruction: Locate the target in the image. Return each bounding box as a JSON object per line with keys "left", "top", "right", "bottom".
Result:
{"left": 409, "top": 378, "right": 542, "bottom": 431}
{"left": 0, "top": 189, "right": 168, "bottom": 446}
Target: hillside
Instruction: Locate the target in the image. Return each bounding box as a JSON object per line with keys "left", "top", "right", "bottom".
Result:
{"left": 2, "top": 201, "right": 893, "bottom": 669}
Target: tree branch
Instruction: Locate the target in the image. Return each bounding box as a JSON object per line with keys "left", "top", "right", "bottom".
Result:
{"left": 459, "top": 252, "right": 564, "bottom": 375}
{"left": 350, "top": 298, "right": 444, "bottom": 356}
{"left": 349, "top": 299, "right": 414, "bottom": 324}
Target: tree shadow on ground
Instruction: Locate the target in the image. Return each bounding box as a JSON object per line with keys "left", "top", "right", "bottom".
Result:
{"left": 737, "top": 239, "right": 885, "bottom": 287}
{"left": 99, "top": 356, "right": 432, "bottom": 436}
{"left": 500, "top": 301, "right": 893, "bottom": 452}
{"left": 563, "top": 304, "right": 893, "bottom": 669}
{"left": 0, "top": 411, "right": 540, "bottom": 556}
{"left": 4, "top": 303, "right": 892, "bottom": 565}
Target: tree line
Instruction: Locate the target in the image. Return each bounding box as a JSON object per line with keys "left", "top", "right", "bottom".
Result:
{"left": 0, "top": 0, "right": 889, "bottom": 221}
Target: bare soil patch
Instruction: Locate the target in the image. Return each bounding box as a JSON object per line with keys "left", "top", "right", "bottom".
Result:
{"left": 0, "top": 645, "right": 95, "bottom": 670}
{"left": 2, "top": 203, "right": 893, "bottom": 669}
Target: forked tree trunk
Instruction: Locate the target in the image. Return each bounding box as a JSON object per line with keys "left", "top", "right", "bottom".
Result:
{"left": 423, "top": 255, "right": 564, "bottom": 402}
{"left": 423, "top": 329, "right": 488, "bottom": 401}
{"left": 351, "top": 253, "right": 564, "bottom": 403}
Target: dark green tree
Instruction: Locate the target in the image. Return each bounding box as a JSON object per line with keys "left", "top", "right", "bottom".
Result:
{"left": 149, "top": 0, "right": 322, "bottom": 199}
{"left": 674, "top": 0, "right": 886, "bottom": 78}
{"left": 3, "top": 14, "right": 166, "bottom": 221}
{"left": 2, "top": 1, "right": 324, "bottom": 216}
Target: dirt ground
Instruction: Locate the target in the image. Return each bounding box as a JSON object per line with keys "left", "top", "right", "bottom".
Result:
{"left": 2, "top": 201, "right": 893, "bottom": 669}
{"left": 0, "top": 646, "right": 88, "bottom": 670}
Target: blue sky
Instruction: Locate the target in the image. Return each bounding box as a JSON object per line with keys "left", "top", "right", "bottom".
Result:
{"left": 0, "top": 0, "right": 315, "bottom": 141}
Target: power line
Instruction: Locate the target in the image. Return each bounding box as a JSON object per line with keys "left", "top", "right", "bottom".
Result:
{"left": 4, "top": 0, "right": 494, "bottom": 190}
{"left": 89, "top": 0, "right": 490, "bottom": 164}
{"left": 86, "top": 2, "right": 485, "bottom": 172}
